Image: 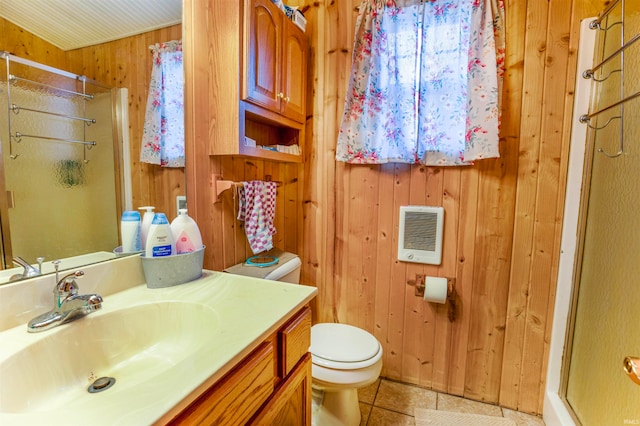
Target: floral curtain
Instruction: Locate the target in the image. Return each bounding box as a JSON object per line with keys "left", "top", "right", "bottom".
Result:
{"left": 140, "top": 40, "right": 185, "bottom": 167}
{"left": 336, "top": 0, "right": 505, "bottom": 166}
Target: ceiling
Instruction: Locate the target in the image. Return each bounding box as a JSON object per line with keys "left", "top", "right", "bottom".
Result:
{"left": 0, "top": 0, "right": 182, "bottom": 51}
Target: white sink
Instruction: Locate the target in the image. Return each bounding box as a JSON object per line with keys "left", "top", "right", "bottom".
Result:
{"left": 0, "top": 257, "right": 317, "bottom": 425}
{"left": 0, "top": 301, "right": 217, "bottom": 413}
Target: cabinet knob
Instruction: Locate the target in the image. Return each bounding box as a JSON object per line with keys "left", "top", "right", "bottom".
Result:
{"left": 277, "top": 93, "right": 290, "bottom": 102}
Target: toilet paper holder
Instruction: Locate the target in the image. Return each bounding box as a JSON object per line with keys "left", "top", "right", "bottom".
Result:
{"left": 409, "top": 275, "right": 457, "bottom": 322}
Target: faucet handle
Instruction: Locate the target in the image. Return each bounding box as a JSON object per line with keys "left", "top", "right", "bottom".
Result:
{"left": 56, "top": 270, "right": 84, "bottom": 293}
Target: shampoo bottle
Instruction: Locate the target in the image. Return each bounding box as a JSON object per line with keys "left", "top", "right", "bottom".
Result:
{"left": 171, "top": 209, "right": 203, "bottom": 254}
{"left": 120, "top": 211, "right": 142, "bottom": 253}
{"left": 138, "top": 206, "right": 155, "bottom": 250}
{"left": 145, "top": 213, "right": 175, "bottom": 257}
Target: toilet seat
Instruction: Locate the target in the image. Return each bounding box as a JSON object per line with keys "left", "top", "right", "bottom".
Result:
{"left": 310, "top": 323, "right": 382, "bottom": 370}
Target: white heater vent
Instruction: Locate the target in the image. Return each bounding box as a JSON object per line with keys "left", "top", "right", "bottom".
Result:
{"left": 398, "top": 206, "right": 444, "bottom": 265}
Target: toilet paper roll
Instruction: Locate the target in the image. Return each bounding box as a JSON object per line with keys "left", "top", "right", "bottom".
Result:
{"left": 424, "top": 277, "right": 448, "bottom": 304}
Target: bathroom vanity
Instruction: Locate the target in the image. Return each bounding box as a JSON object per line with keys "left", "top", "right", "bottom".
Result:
{"left": 163, "top": 305, "right": 312, "bottom": 425}
{"left": 0, "top": 255, "right": 317, "bottom": 425}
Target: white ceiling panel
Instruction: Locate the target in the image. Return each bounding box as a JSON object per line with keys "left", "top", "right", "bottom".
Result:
{"left": 0, "top": 0, "right": 182, "bottom": 51}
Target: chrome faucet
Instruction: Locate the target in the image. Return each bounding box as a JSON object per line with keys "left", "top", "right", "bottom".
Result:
{"left": 27, "top": 263, "right": 103, "bottom": 333}
{"left": 9, "top": 256, "right": 44, "bottom": 281}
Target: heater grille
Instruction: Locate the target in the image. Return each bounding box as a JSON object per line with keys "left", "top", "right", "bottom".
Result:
{"left": 398, "top": 206, "right": 444, "bottom": 265}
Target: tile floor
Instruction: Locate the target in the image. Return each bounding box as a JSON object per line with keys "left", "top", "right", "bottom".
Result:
{"left": 357, "top": 378, "right": 546, "bottom": 426}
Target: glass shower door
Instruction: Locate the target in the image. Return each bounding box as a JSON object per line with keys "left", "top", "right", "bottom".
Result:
{"left": 563, "top": 2, "right": 640, "bottom": 424}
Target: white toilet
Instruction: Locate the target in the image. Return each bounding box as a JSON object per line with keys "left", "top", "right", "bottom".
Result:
{"left": 225, "top": 249, "right": 383, "bottom": 426}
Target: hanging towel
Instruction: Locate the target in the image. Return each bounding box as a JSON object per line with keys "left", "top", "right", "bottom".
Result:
{"left": 237, "top": 180, "right": 277, "bottom": 254}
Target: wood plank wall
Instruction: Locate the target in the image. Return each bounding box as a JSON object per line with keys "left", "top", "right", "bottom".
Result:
{"left": 302, "top": 0, "right": 608, "bottom": 415}
{"left": 1, "top": 0, "right": 611, "bottom": 416}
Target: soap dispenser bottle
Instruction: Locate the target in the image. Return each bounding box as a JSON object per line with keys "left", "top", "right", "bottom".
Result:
{"left": 138, "top": 206, "right": 155, "bottom": 250}
{"left": 145, "top": 213, "right": 175, "bottom": 257}
{"left": 120, "top": 211, "right": 142, "bottom": 253}
{"left": 171, "top": 209, "right": 203, "bottom": 254}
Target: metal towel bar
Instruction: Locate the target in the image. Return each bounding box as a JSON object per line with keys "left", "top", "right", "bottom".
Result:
{"left": 4, "top": 51, "right": 98, "bottom": 161}
{"left": 9, "top": 74, "right": 94, "bottom": 100}
{"left": 582, "top": 33, "right": 640, "bottom": 80}
{"left": 11, "top": 104, "right": 96, "bottom": 124}
{"left": 579, "top": 91, "right": 640, "bottom": 123}
{"left": 580, "top": 0, "right": 638, "bottom": 158}
{"left": 12, "top": 132, "right": 97, "bottom": 147}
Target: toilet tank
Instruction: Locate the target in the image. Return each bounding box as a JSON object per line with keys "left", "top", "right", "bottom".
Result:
{"left": 223, "top": 249, "right": 302, "bottom": 284}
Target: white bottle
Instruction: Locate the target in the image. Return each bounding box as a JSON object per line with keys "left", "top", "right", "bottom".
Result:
{"left": 145, "top": 213, "right": 176, "bottom": 257}
{"left": 138, "top": 206, "right": 155, "bottom": 250}
{"left": 120, "top": 211, "right": 142, "bottom": 253}
{"left": 171, "top": 209, "right": 203, "bottom": 254}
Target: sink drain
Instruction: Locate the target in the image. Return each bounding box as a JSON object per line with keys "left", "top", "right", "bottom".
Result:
{"left": 87, "top": 376, "right": 116, "bottom": 393}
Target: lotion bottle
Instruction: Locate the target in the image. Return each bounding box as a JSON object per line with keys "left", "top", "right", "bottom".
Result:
{"left": 145, "top": 213, "right": 175, "bottom": 257}
{"left": 171, "top": 209, "right": 203, "bottom": 254}
{"left": 120, "top": 211, "right": 142, "bottom": 253}
{"left": 138, "top": 206, "right": 155, "bottom": 250}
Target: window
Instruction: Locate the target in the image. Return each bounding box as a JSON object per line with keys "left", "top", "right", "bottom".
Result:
{"left": 336, "top": 0, "right": 505, "bottom": 166}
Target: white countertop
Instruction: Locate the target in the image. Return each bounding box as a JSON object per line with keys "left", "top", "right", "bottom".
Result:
{"left": 0, "top": 267, "right": 317, "bottom": 425}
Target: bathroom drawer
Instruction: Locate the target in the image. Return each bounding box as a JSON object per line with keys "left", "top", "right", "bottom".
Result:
{"left": 170, "top": 341, "right": 275, "bottom": 425}
{"left": 278, "top": 306, "right": 311, "bottom": 378}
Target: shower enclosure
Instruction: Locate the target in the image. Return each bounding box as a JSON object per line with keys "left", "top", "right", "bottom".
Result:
{"left": 0, "top": 52, "right": 121, "bottom": 271}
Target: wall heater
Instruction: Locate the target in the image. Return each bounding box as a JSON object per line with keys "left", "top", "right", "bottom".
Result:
{"left": 398, "top": 206, "right": 444, "bottom": 265}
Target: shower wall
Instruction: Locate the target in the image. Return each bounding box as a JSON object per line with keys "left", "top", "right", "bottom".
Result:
{"left": 0, "top": 58, "right": 119, "bottom": 265}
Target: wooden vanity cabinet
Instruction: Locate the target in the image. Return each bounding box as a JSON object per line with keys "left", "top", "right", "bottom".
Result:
{"left": 183, "top": 0, "right": 307, "bottom": 163}
{"left": 167, "top": 306, "right": 312, "bottom": 426}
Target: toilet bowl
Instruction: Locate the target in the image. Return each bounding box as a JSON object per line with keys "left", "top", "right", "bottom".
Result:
{"left": 310, "top": 322, "right": 382, "bottom": 426}
{"left": 224, "top": 250, "right": 383, "bottom": 426}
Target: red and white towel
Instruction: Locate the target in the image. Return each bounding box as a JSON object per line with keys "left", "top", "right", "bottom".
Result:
{"left": 237, "top": 180, "right": 277, "bottom": 254}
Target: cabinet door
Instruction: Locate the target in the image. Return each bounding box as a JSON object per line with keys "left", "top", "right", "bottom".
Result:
{"left": 249, "top": 353, "right": 312, "bottom": 426}
{"left": 245, "top": 0, "right": 282, "bottom": 112}
{"left": 169, "top": 342, "right": 275, "bottom": 425}
{"left": 281, "top": 24, "right": 307, "bottom": 123}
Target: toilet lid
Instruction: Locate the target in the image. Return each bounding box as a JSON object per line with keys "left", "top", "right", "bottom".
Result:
{"left": 310, "top": 323, "right": 380, "bottom": 364}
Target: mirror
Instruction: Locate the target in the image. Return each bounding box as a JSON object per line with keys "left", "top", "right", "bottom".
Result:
{"left": 0, "top": 0, "right": 185, "bottom": 284}
{"left": 0, "top": 54, "right": 124, "bottom": 283}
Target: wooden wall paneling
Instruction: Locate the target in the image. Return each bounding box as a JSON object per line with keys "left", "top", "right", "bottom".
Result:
{"left": 0, "top": 18, "right": 68, "bottom": 69}
{"left": 373, "top": 163, "right": 397, "bottom": 374}
{"left": 432, "top": 167, "right": 461, "bottom": 393}
{"left": 465, "top": 142, "right": 520, "bottom": 396}
{"left": 125, "top": 33, "right": 147, "bottom": 211}
{"left": 333, "top": 160, "right": 348, "bottom": 323}
{"left": 69, "top": 24, "right": 185, "bottom": 219}
{"left": 300, "top": 0, "right": 322, "bottom": 290}
{"left": 346, "top": 164, "right": 380, "bottom": 330}
{"left": 185, "top": 0, "right": 215, "bottom": 271}
{"left": 410, "top": 166, "right": 440, "bottom": 387}
{"left": 227, "top": 157, "right": 247, "bottom": 266}
{"left": 498, "top": 0, "right": 550, "bottom": 410}
{"left": 447, "top": 167, "right": 479, "bottom": 396}
{"left": 283, "top": 163, "right": 300, "bottom": 254}
{"left": 464, "top": 129, "right": 520, "bottom": 406}
{"left": 294, "top": 162, "right": 305, "bottom": 265}
{"left": 384, "top": 163, "right": 411, "bottom": 379}
{"left": 216, "top": 156, "right": 234, "bottom": 270}
{"left": 518, "top": 0, "right": 574, "bottom": 414}
{"left": 310, "top": 0, "right": 344, "bottom": 323}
